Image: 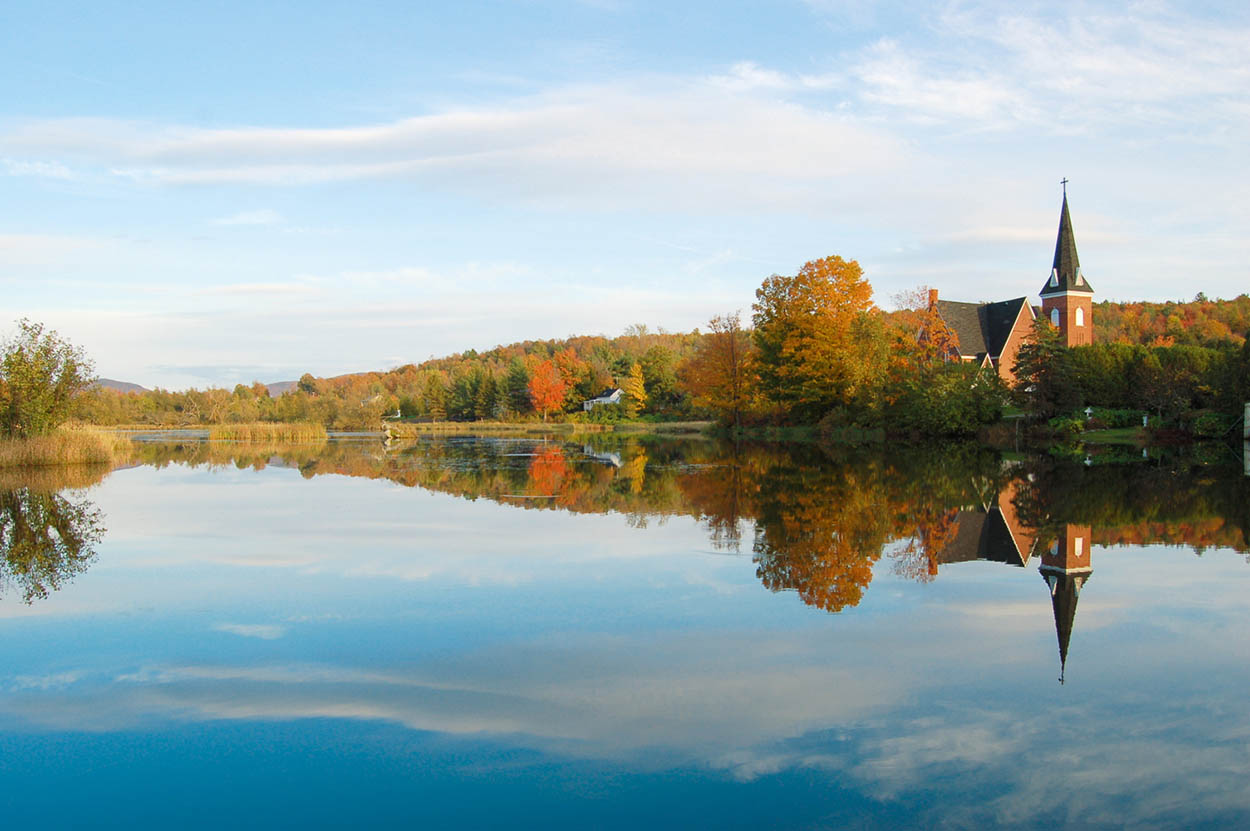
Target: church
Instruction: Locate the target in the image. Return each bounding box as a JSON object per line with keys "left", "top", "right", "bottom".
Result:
{"left": 929, "top": 190, "right": 1095, "bottom": 385}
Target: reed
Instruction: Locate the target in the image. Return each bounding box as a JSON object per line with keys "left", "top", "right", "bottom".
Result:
{"left": 0, "top": 426, "right": 133, "bottom": 469}
{"left": 209, "top": 422, "right": 328, "bottom": 442}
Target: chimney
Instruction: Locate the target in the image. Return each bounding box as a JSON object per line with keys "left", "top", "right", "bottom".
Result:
{"left": 928, "top": 288, "right": 939, "bottom": 309}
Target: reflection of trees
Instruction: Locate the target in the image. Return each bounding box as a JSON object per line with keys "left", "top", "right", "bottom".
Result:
{"left": 751, "top": 462, "right": 893, "bottom": 612}
{"left": 1010, "top": 458, "right": 1250, "bottom": 555}
{"left": 127, "top": 435, "right": 1250, "bottom": 611}
{"left": 0, "top": 487, "right": 105, "bottom": 603}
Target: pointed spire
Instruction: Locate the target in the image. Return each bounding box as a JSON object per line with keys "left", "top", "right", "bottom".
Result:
{"left": 1040, "top": 190, "right": 1094, "bottom": 296}
{"left": 1053, "top": 194, "right": 1079, "bottom": 276}
{"left": 1043, "top": 570, "right": 1088, "bottom": 684}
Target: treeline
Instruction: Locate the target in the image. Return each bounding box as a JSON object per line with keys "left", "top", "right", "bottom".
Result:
{"left": 1094, "top": 294, "right": 1250, "bottom": 348}
{"left": 1014, "top": 317, "right": 1250, "bottom": 423}
{"left": 73, "top": 327, "right": 702, "bottom": 429}
{"left": 66, "top": 260, "right": 1250, "bottom": 435}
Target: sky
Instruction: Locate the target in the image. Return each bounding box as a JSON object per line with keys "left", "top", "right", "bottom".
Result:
{"left": 2, "top": 0, "right": 1248, "bottom": 390}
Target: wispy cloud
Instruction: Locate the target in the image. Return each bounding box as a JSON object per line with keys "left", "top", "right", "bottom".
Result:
{"left": 212, "top": 623, "right": 287, "bottom": 640}
{"left": 2, "top": 157, "right": 73, "bottom": 179}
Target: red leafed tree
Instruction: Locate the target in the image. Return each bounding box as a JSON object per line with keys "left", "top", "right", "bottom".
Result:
{"left": 527, "top": 359, "right": 567, "bottom": 422}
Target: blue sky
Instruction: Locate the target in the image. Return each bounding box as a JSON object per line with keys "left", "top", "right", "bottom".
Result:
{"left": 3, "top": 0, "right": 1248, "bottom": 389}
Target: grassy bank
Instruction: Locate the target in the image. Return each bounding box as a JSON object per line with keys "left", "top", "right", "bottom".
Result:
{"left": 0, "top": 426, "right": 133, "bottom": 469}
{"left": 209, "top": 422, "right": 327, "bottom": 442}
{"left": 384, "top": 420, "right": 714, "bottom": 438}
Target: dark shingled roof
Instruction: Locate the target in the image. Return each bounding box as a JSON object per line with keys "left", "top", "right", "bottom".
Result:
{"left": 935, "top": 298, "right": 1031, "bottom": 360}
{"left": 938, "top": 510, "right": 1029, "bottom": 567}
{"left": 1040, "top": 194, "right": 1094, "bottom": 296}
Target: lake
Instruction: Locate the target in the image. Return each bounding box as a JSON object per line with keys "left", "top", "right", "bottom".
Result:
{"left": 2, "top": 434, "right": 1249, "bottom": 829}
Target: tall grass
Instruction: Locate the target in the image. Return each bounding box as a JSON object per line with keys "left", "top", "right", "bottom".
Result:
{"left": 209, "top": 422, "right": 327, "bottom": 442}
{"left": 0, "top": 426, "right": 133, "bottom": 469}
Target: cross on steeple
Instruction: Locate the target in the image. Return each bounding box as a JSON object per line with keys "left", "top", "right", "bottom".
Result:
{"left": 1061, "top": 177, "right": 1069, "bottom": 195}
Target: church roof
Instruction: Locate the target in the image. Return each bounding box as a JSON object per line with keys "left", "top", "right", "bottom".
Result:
{"left": 1040, "top": 193, "right": 1094, "bottom": 297}
{"left": 937, "top": 509, "right": 1030, "bottom": 567}
{"left": 935, "top": 297, "right": 1031, "bottom": 359}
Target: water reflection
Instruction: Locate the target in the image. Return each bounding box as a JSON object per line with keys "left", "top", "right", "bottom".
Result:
{"left": 128, "top": 434, "right": 1250, "bottom": 624}
{"left": 0, "top": 483, "right": 105, "bottom": 604}
{"left": 4, "top": 436, "right": 1250, "bottom": 826}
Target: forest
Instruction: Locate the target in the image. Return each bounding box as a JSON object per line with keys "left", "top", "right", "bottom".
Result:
{"left": 63, "top": 261, "right": 1250, "bottom": 436}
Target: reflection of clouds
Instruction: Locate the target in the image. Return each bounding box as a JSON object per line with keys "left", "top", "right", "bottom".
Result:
{"left": 0, "top": 629, "right": 908, "bottom": 755}
{"left": 712, "top": 699, "right": 1250, "bottom": 827}
{"left": 212, "top": 623, "right": 286, "bottom": 640}
{"left": 93, "top": 465, "right": 705, "bottom": 588}
{"left": 8, "top": 655, "right": 1250, "bottom": 827}
{"left": 7, "top": 670, "right": 86, "bottom": 691}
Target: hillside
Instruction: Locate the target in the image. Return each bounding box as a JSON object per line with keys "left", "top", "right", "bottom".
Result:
{"left": 1094, "top": 294, "right": 1250, "bottom": 347}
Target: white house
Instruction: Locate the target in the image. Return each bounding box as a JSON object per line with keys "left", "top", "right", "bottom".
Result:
{"left": 582, "top": 387, "right": 623, "bottom": 412}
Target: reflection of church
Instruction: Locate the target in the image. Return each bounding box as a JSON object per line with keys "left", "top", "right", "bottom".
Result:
{"left": 936, "top": 483, "right": 1092, "bottom": 684}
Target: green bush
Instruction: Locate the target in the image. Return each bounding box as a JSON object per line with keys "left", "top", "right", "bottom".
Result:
{"left": 585, "top": 402, "right": 626, "bottom": 424}
{"left": 1047, "top": 415, "right": 1085, "bottom": 437}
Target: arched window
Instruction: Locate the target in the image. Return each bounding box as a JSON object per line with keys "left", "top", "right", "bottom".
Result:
{"left": 1075, "top": 307, "right": 1085, "bottom": 326}
{"left": 1050, "top": 308, "right": 1060, "bottom": 326}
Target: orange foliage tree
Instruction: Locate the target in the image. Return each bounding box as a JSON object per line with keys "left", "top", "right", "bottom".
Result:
{"left": 527, "top": 359, "right": 567, "bottom": 422}
{"left": 679, "top": 312, "right": 754, "bottom": 428}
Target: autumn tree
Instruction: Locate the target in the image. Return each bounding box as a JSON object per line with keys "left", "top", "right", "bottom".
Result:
{"left": 679, "top": 312, "right": 754, "bottom": 429}
{"left": 751, "top": 255, "right": 881, "bottom": 421}
{"left": 528, "top": 359, "right": 567, "bottom": 422}
{"left": 888, "top": 286, "right": 960, "bottom": 371}
{"left": 621, "top": 362, "right": 647, "bottom": 417}
{"left": 1, "top": 319, "right": 96, "bottom": 437}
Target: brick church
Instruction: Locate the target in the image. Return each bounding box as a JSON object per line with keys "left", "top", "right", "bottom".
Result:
{"left": 929, "top": 191, "right": 1095, "bottom": 384}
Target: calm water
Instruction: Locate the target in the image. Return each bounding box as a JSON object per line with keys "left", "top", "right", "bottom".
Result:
{"left": 2, "top": 435, "right": 1249, "bottom": 829}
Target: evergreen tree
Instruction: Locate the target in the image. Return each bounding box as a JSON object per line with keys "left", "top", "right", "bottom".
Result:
{"left": 474, "top": 372, "right": 498, "bottom": 420}
{"left": 1012, "top": 318, "right": 1080, "bottom": 418}
{"left": 505, "top": 358, "right": 531, "bottom": 416}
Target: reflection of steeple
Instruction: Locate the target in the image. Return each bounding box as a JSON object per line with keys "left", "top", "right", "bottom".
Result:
{"left": 1043, "top": 570, "right": 1089, "bottom": 684}
{"left": 1039, "top": 524, "right": 1093, "bottom": 684}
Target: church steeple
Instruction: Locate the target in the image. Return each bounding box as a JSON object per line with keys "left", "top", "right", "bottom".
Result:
{"left": 1040, "top": 192, "right": 1094, "bottom": 297}
{"left": 1039, "top": 185, "right": 1095, "bottom": 346}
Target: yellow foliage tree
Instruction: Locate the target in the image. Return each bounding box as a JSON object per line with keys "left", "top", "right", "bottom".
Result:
{"left": 622, "top": 362, "right": 647, "bottom": 417}
{"left": 751, "top": 255, "right": 881, "bottom": 421}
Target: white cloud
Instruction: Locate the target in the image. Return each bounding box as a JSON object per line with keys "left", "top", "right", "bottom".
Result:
{"left": 0, "top": 80, "right": 904, "bottom": 197}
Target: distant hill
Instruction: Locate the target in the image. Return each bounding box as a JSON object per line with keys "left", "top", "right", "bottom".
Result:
{"left": 96, "top": 378, "right": 148, "bottom": 393}
{"left": 266, "top": 381, "right": 296, "bottom": 396}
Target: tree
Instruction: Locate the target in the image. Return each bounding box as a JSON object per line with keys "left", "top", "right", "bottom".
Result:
{"left": 751, "top": 255, "right": 879, "bottom": 421}
{"left": 1012, "top": 317, "right": 1080, "bottom": 418}
{"left": 679, "top": 312, "right": 753, "bottom": 429}
{"left": 528, "top": 359, "right": 567, "bottom": 422}
{"left": 505, "top": 358, "right": 532, "bottom": 416}
{"left": 1, "top": 319, "right": 96, "bottom": 437}
{"left": 622, "top": 362, "right": 647, "bottom": 417}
